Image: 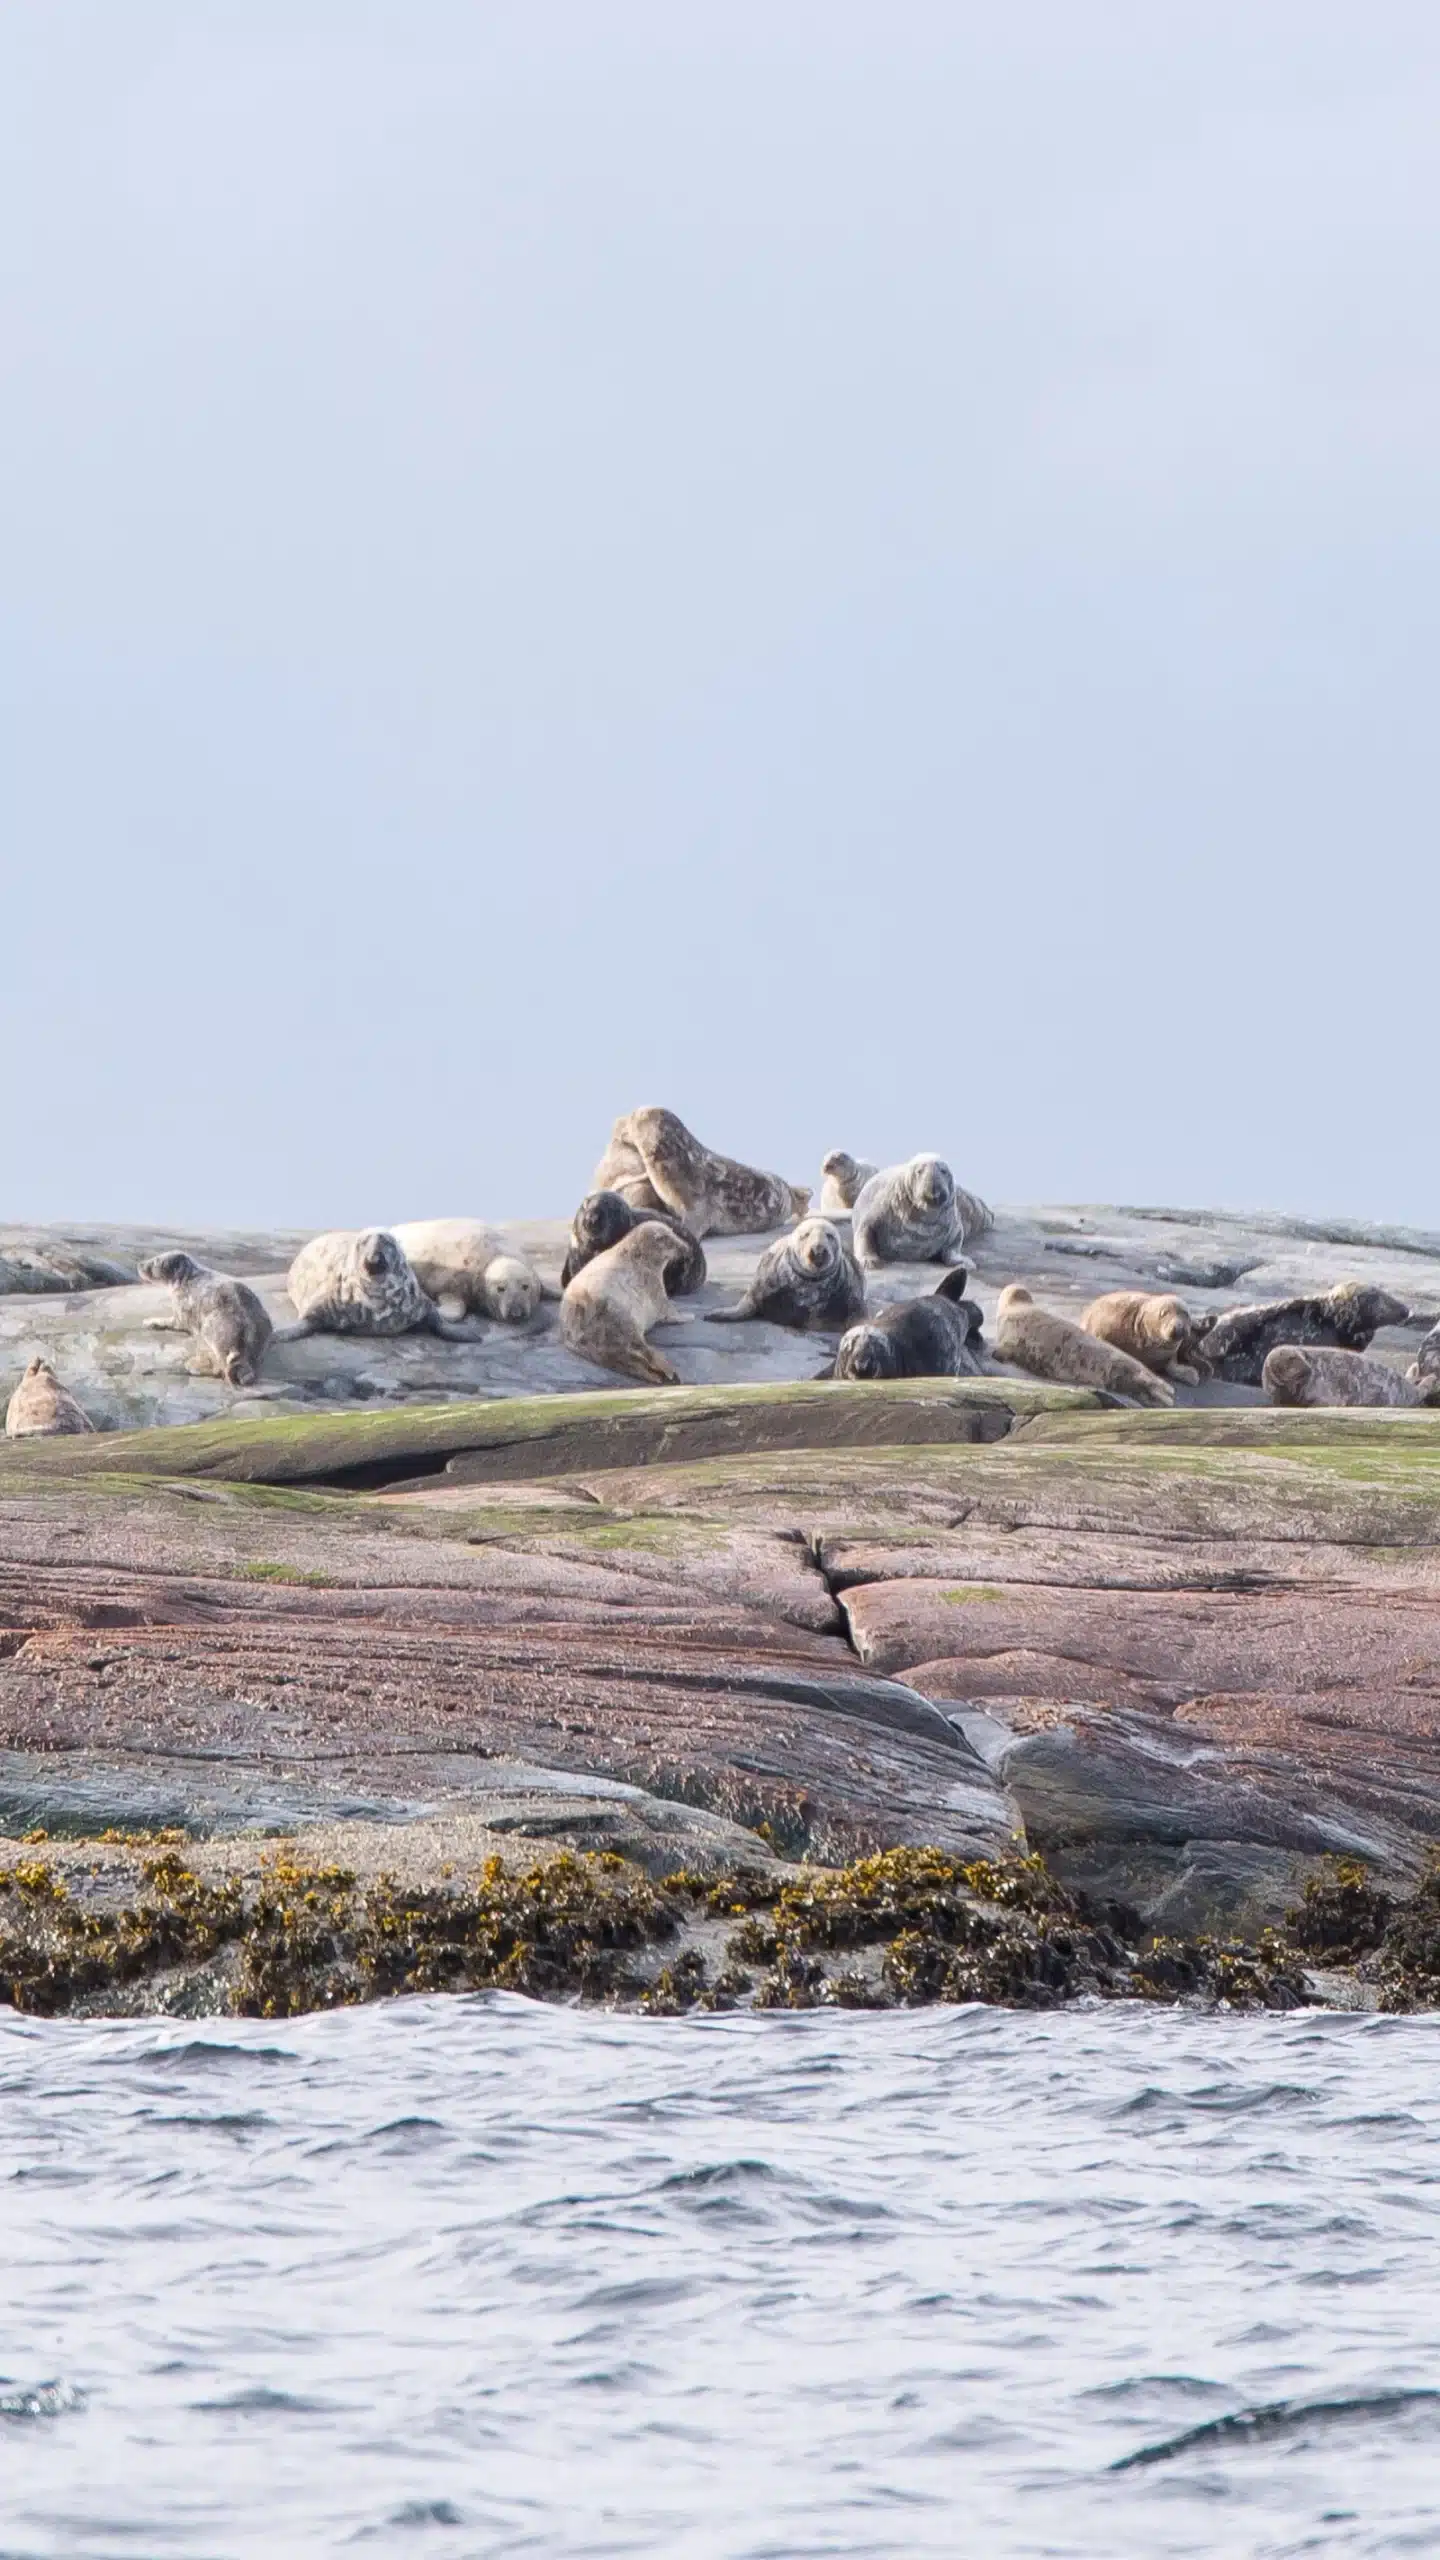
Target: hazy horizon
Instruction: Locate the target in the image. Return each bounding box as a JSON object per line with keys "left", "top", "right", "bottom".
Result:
{"left": 5, "top": 4, "right": 1438, "bottom": 1233}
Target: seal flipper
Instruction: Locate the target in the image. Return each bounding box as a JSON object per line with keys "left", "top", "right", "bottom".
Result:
{"left": 932, "top": 1266, "right": 971, "bottom": 1302}
{"left": 270, "top": 1318, "right": 317, "bottom": 1344}
{"left": 705, "top": 1298, "right": 758, "bottom": 1324}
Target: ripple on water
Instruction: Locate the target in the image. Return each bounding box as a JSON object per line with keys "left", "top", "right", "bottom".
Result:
{"left": 0, "top": 2001, "right": 1437, "bottom": 2556}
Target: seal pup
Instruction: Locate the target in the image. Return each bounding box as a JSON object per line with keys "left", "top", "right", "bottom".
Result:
{"left": 276, "top": 1230, "right": 476, "bottom": 1342}
{"left": 138, "top": 1252, "right": 274, "bottom": 1386}
{"left": 709, "top": 1218, "right": 866, "bottom": 1332}
{"left": 1199, "top": 1282, "right": 1411, "bottom": 1387}
{"left": 390, "top": 1220, "right": 557, "bottom": 1326}
{"left": 559, "top": 1223, "right": 693, "bottom": 1386}
{"left": 5, "top": 1358, "right": 96, "bottom": 1437}
{"left": 1081, "top": 1290, "right": 1208, "bottom": 1386}
{"left": 994, "top": 1285, "right": 1174, "bottom": 1406}
{"left": 593, "top": 1107, "right": 810, "bottom": 1238}
{"left": 851, "top": 1156, "right": 992, "bottom": 1268}
{"left": 831, "top": 1270, "right": 984, "bottom": 1380}
{"left": 818, "top": 1151, "right": 878, "bottom": 1215}
{"left": 1263, "top": 1345, "right": 1422, "bottom": 1408}
{"left": 560, "top": 1191, "right": 706, "bottom": 1296}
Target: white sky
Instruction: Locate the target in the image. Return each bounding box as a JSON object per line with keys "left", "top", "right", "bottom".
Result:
{"left": 4, "top": 3, "right": 1438, "bottom": 1229}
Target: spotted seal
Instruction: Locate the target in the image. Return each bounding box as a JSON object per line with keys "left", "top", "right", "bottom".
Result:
{"left": 1263, "top": 1344, "right": 1422, "bottom": 1408}
{"left": 818, "top": 1151, "right": 878, "bottom": 1215}
{"left": 5, "top": 1358, "right": 96, "bottom": 1437}
{"left": 1408, "top": 1322, "right": 1440, "bottom": 1398}
{"left": 138, "top": 1251, "right": 274, "bottom": 1386}
{"left": 709, "top": 1218, "right": 866, "bottom": 1332}
{"left": 390, "top": 1220, "right": 556, "bottom": 1325}
{"left": 560, "top": 1191, "right": 706, "bottom": 1296}
{"left": 1081, "top": 1290, "right": 1208, "bottom": 1386}
{"left": 276, "top": 1229, "right": 476, "bottom": 1341}
{"left": 1198, "top": 1282, "right": 1411, "bottom": 1387}
{"left": 851, "top": 1156, "right": 992, "bottom": 1269}
{"left": 592, "top": 1107, "right": 810, "bottom": 1238}
{"left": 559, "top": 1222, "right": 693, "bottom": 1385}
{"left": 831, "top": 1270, "right": 984, "bottom": 1380}
{"left": 994, "top": 1285, "right": 1174, "bottom": 1406}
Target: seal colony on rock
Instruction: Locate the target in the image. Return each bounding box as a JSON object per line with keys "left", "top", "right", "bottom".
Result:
{"left": 558, "top": 1222, "right": 694, "bottom": 1385}
{"left": 138, "top": 1252, "right": 274, "bottom": 1387}
{"left": 277, "top": 1230, "right": 477, "bottom": 1343}
{"left": 4, "top": 1357, "right": 95, "bottom": 1437}
{"left": 818, "top": 1151, "right": 878, "bottom": 1215}
{"left": 560, "top": 1191, "right": 707, "bottom": 1296}
{"left": 1199, "top": 1282, "right": 1411, "bottom": 1386}
{"left": 851, "top": 1156, "right": 992, "bottom": 1270}
{"left": 708, "top": 1219, "right": 866, "bottom": 1333}
{"left": 592, "top": 1107, "right": 810, "bottom": 1238}
{"left": 389, "top": 1220, "right": 554, "bottom": 1326}
{"left": 994, "top": 1285, "right": 1175, "bottom": 1406}
{"left": 831, "top": 1269, "right": 985, "bottom": 1380}
{"left": 1263, "top": 1345, "right": 1423, "bottom": 1408}
{"left": 1081, "top": 1290, "right": 1209, "bottom": 1386}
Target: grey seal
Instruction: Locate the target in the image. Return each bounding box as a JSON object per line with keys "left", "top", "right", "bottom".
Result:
{"left": 5, "top": 1358, "right": 96, "bottom": 1437}
{"left": 709, "top": 1218, "right": 865, "bottom": 1332}
{"left": 1408, "top": 1322, "right": 1440, "bottom": 1398}
{"left": 390, "top": 1220, "right": 557, "bottom": 1325}
{"left": 592, "top": 1106, "right": 810, "bottom": 1238}
{"left": 851, "top": 1156, "right": 992, "bottom": 1269}
{"left": 831, "top": 1270, "right": 984, "bottom": 1380}
{"left": 1264, "top": 1344, "right": 1422, "bottom": 1407}
{"left": 1198, "top": 1282, "right": 1411, "bottom": 1386}
{"left": 138, "top": 1251, "right": 274, "bottom": 1386}
{"left": 818, "top": 1151, "right": 878, "bottom": 1215}
{"left": 276, "top": 1229, "right": 476, "bottom": 1342}
{"left": 559, "top": 1223, "right": 693, "bottom": 1385}
{"left": 560, "top": 1191, "right": 706, "bottom": 1296}
{"left": 1081, "top": 1290, "right": 1208, "bottom": 1386}
{"left": 995, "top": 1285, "right": 1174, "bottom": 1405}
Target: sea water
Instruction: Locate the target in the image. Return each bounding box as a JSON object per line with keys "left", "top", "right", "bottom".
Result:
{"left": 1, "top": 1998, "right": 1437, "bottom": 2558}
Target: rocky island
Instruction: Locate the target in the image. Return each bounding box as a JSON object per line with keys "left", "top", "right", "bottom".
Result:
{"left": 2, "top": 1195, "right": 1440, "bottom": 2018}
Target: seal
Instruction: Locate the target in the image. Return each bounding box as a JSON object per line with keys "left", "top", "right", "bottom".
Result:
{"left": 994, "top": 1285, "right": 1175, "bottom": 1405}
{"left": 709, "top": 1218, "right": 866, "bottom": 1332}
{"left": 276, "top": 1229, "right": 476, "bottom": 1342}
{"left": 593, "top": 1107, "right": 810, "bottom": 1238}
{"left": 559, "top": 1222, "right": 693, "bottom": 1385}
{"left": 1408, "top": 1321, "right": 1440, "bottom": 1397}
{"left": 1263, "top": 1344, "right": 1422, "bottom": 1408}
{"left": 560, "top": 1191, "right": 707, "bottom": 1296}
{"left": 1081, "top": 1290, "right": 1208, "bottom": 1386}
{"left": 138, "top": 1251, "right": 274, "bottom": 1386}
{"left": 851, "top": 1156, "right": 992, "bottom": 1269}
{"left": 1198, "top": 1282, "right": 1411, "bottom": 1386}
{"left": 831, "top": 1269, "right": 984, "bottom": 1380}
{"left": 5, "top": 1357, "right": 96, "bottom": 1438}
{"left": 818, "top": 1151, "right": 878, "bottom": 1215}
{"left": 390, "top": 1220, "right": 557, "bottom": 1326}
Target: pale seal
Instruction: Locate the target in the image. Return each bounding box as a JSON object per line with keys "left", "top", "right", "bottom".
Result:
{"left": 390, "top": 1221, "right": 557, "bottom": 1326}
{"left": 818, "top": 1151, "right": 878, "bottom": 1215}
{"left": 994, "top": 1285, "right": 1175, "bottom": 1406}
{"left": 851, "top": 1156, "right": 992, "bottom": 1269}
{"left": 138, "top": 1251, "right": 274, "bottom": 1386}
{"left": 559, "top": 1223, "right": 693, "bottom": 1385}
{"left": 1081, "top": 1290, "right": 1208, "bottom": 1386}
{"left": 709, "top": 1218, "right": 866, "bottom": 1332}
{"left": 560, "top": 1191, "right": 706, "bottom": 1296}
{"left": 592, "top": 1107, "right": 810, "bottom": 1238}
{"left": 1264, "top": 1344, "right": 1422, "bottom": 1408}
{"left": 1198, "top": 1282, "right": 1411, "bottom": 1387}
{"left": 5, "top": 1358, "right": 96, "bottom": 1438}
{"left": 831, "top": 1270, "right": 984, "bottom": 1380}
{"left": 276, "top": 1229, "right": 475, "bottom": 1342}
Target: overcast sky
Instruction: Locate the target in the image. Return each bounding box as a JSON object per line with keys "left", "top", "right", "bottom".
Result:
{"left": 4, "top": 4, "right": 1438, "bottom": 1230}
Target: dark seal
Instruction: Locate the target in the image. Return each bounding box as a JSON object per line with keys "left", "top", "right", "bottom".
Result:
{"left": 560, "top": 1191, "right": 706, "bottom": 1296}
{"left": 1198, "top": 1282, "right": 1410, "bottom": 1386}
{"left": 830, "top": 1269, "right": 985, "bottom": 1380}
{"left": 709, "top": 1218, "right": 865, "bottom": 1333}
